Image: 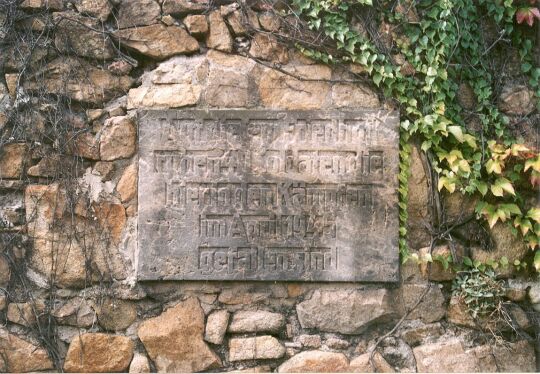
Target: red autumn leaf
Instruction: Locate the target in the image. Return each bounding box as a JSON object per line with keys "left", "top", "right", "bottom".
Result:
{"left": 516, "top": 7, "right": 540, "bottom": 26}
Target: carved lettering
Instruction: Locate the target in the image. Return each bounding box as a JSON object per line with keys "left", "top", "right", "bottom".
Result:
{"left": 138, "top": 110, "right": 399, "bottom": 282}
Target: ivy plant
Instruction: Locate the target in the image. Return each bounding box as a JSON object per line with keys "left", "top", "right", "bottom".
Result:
{"left": 289, "top": 0, "right": 540, "bottom": 271}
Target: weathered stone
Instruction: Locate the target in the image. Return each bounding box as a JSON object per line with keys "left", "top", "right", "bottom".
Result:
{"left": 332, "top": 83, "right": 380, "bottom": 108}
{"left": 116, "top": 163, "right": 137, "bottom": 203}
{"left": 0, "top": 328, "right": 54, "bottom": 372}
{"left": 117, "top": 0, "right": 160, "bottom": 28}
{"left": 229, "top": 310, "right": 285, "bottom": 333}
{"left": 5, "top": 74, "right": 18, "bottom": 99}
{"left": 407, "top": 145, "right": 431, "bottom": 249}
{"left": 397, "top": 283, "right": 446, "bottom": 323}
{"left": 278, "top": 350, "right": 349, "bottom": 373}
{"left": 415, "top": 338, "right": 535, "bottom": 373}
{"left": 7, "top": 302, "right": 40, "bottom": 326}
{"left": 97, "top": 297, "right": 137, "bottom": 331}
{"left": 529, "top": 281, "right": 540, "bottom": 304}
{"left": 249, "top": 33, "right": 288, "bottom": 64}
{"left": 229, "top": 336, "right": 285, "bottom": 361}
{"left": 99, "top": 116, "right": 136, "bottom": 161}
{"left": 74, "top": 0, "right": 112, "bottom": 21}
{"left": 25, "top": 57, "right": 133, "bottom": 104}
{"left": 138, "top": 298, "right": 221, "bottom": 372}
{"left": 258, "top": 65, "right": 331, "bottom": 109}
{"left": 0, "top": 143, "right": 27, "bottom": 179}
{"left": 218, "top": 287, "right": 271, "bottom": 305}
{"left": 53, "top": 12, "right": 115, "bottom": 60}
{"left": 259, "top": 12, "right": 280, "bottom": 31}
{"left": 297, "top": 289, "right": 395, "bottom": 334}
{"left": 163, "top": 0, "right": 209, "bottom": 14}
{"left": 508, "top": 304, "right": 532, "bottom": 331}
{"left": 349, "top": 352, "right": 395, "bottom": 373}
{"left": 505, "top": 279, "right": 528, "bottom": 301}
{"left": 71, "top": 132, "right": 99, "bottom": 160}
{"left": 114, "top": 25, "right": 199, "bottom": 60}
{"left": 129, "top": 353, "right": 151, "bottom": 373}
{"left": 64, "top": 333, "right": 134, "bottom": 372}
{"left": 499, "top": 84, "right": 536, "bottom": 115}
{"left": 138, "top": 111, "right": 400, "bottom": 282}
{"left": 25, "top": 184, "right": 127, "bottom": 287}
{"left": 127, "top": 55, "right": 206, "bottom": 109}
{"left": 205, "top": 52, "right": 256, "bottom": 107}
{"left": 20, "top": 0, "right": 63, "bottom": 10}
{"left": 93, "top": 201, "right": 126, "bottom": 244}
{"left": 27, "top": 155, "right": 65, "bottom": 177}
{"left": 129, "top": 83, "right": 202, "bottom": 109}
{"left": 298, "top": 335, "right": 321, "bottom": 348}
{"left": 378, "top": 337, "right": 416, "bottom": 372}
{"left": 0, "top": 255, "right": 10, "bottom": 288}
{"left": 400, "top": 322, "right": 444, "bottom": 346}
{"left": 446, "top": 295, "right": 476, "bottom": 328}
{"left": 207, "top": 11, "right": 233, "bottom": 52}
{"left": 205, "top": 309, "right": 230, "bottom": 345}
{"left": 184, "top": 14, "right": 208, "bottom": 35}
{"left": 52, "top": 297, "right": 96, "bottom": 327}
{"left": 161, "top": 14, "right": 176, "bottom": 25}
{"left": 414, "top": 339, "right": 477, "bottom": 373}
{"left": 489, "top": 340, "right": 536, "bottom": 372}
{"left": 108, "top": 60, "right": 133, "bottom": 76}
{"left": 325, "top": 337, "right": 350, "bottom": 350}
{"left": 226, "top": 11, "right": 247, "bottom": 35}
{"left": 0, "top": 295, "right": 6, "bottom": 311}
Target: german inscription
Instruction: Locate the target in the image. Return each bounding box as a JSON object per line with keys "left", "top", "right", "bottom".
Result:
{"left": 137, "top": 110, "right": 400, "bottom": 282}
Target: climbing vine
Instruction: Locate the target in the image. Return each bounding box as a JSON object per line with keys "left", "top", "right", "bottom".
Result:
{"left": 289, "top": 0, "right": 539, "bottom": 270}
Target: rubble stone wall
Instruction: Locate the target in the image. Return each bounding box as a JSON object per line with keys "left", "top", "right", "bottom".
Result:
{"left": 0, "top": 0, "right": 538, "bottom": 372}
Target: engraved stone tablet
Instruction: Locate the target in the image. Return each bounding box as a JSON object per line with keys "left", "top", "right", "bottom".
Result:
{"left": 137, "top": 110, "right": 399, "bottom": 282}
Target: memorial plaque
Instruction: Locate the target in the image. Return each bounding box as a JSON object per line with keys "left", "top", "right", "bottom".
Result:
{"left": 137, "top": 110, "right": 400, "bottom": 282}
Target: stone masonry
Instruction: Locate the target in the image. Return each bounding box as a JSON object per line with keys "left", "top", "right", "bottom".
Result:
{"left": 0, "top": 0, "right": 538, "bottom": 373}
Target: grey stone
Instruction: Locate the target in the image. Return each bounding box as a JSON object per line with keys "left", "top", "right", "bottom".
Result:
{"left": 413, "top": 339, "right": 477, "bottom": 373}
{"left": 53, "top": 11, "right": 115, "bottom": 60}
{"left": 52, "top": 297, "right": 96, "bottom": 328}
{"left": 396, "top": 283, "right": 446, "bottom": 323}
{"left": 137, "top": 110, "right": 400, "bottom": 282}
{"left": 205, "top": 309, "right": 230, "bottom": 345}
{"left": 229, "top": 336, "right": 285, "bottom": 361}
{"left": 529, "top": 281, "right": 540, "bottom": 304}
{"left": 399, "top": 322, "right": 444, "bottom": 346}
{"left": 325, "top": 337, "right": 350, "bottom": 349}
{"left": 297, "top": 334, "right": 321, "bottom": 348}
{"left": 228, "top": 310, "right": 285, "bottom": 333}
{"left": 97, "top": 298, "right": 137, "bottom": 331}
{"left": 117, "top": 0, "right": 160, "bottom": 28}
{"left": 378, "top": 337, "right": 416, "bottom": 372}
{"left": 296, "top": 289, "right": 395, "bottom": 334}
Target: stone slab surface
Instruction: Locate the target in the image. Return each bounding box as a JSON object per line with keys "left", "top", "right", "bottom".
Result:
{"left": 137, "top": 110, "right": 399, "bottom": 282}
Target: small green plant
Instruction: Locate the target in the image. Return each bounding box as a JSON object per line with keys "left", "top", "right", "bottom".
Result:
{"left": 452, "top": 267, "right": 505, "bottom": 319}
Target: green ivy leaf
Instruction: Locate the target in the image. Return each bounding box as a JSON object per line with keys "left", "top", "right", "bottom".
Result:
{"left": 448, "top": 126, "right": 464, "bottom": 142}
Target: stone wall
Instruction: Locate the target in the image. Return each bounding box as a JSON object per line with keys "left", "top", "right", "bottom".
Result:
{"left": 0, "top": 0, "right": 538, "bottom": 373}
